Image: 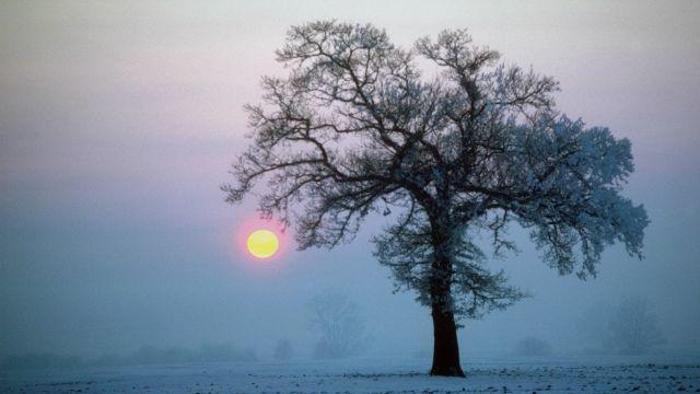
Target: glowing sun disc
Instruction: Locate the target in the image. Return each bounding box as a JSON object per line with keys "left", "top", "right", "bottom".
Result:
{"left": 246, "top": 229, "right": 279, "bottom": 259}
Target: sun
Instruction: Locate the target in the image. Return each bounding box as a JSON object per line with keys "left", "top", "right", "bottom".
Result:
{"left": 246, "top": 229, "right": 280, "bottom": 259}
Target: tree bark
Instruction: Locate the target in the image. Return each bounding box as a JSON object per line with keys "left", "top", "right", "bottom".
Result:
{"left": 428, "top": 247, "right": 465, "bottom": 377}
{"left": 430, "top": 300, "right": 465, "bottom": 377}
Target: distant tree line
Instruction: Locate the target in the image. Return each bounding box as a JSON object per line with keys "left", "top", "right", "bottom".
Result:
{"left": 1, "top": 343, "right": 257, "bottom": 371}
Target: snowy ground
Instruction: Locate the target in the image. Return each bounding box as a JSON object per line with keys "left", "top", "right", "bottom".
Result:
{"left": 2, "top": 355, "right": 699, "bottom": 393}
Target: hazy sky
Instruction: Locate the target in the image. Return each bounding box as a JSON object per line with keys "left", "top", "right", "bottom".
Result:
{"left": 1, "top": 1, "right": 699, "bottom": 360}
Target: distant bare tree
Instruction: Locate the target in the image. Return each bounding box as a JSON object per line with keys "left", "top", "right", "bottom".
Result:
{"left": 307, "top": 292, "right": 367, "bottom": 359}
{"left": 605, "top": 297, "right": 665, "bottom": 355}
{"left": 224, "top": 21, "right": 648, "bottom": 375}
{"left": 514, "top": 336, "right": 552, "bottom": 357}
{"left": 273, "top": 338, "right": 294, "bottom": 361}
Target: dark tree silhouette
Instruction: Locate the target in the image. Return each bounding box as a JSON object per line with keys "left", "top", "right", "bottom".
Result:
{"left": 224, "top": 21, "right": 648, "bottom": 376}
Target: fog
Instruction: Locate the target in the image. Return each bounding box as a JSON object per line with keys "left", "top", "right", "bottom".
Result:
{"left": 1, "top": 1, "right": 699, "bottom": 366}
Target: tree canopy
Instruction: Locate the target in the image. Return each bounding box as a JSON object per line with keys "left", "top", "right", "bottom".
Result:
{"left": 224, "top": 20, "right": 648, "bottom": 320}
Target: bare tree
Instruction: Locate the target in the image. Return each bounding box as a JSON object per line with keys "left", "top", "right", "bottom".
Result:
{"left": 273, "top": 338, "right": 294, "bottom": 361}
{"left": 224, "top": 21, "right": 648, "bottom": 376}
{"left": 579, "top": 297, "right": 665, "bottom": 355}
{"left": 605, "top": 297, "right": 665, "bottom": 355}
{"left": 307, "top": 292, "right": 367, "bottom": 359}
{"left": 514, "top": 336, "right": 552, "bottom": 357}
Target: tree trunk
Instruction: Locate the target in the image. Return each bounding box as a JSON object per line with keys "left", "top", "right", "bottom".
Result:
{"left": 427, "top": 208, "right": 465, "bottom": 377}
{"left": 428, "top": 248, "right": 465, "bottom": 377}
{"left": 430, "top": 301, "right": 465, "bottom": 377}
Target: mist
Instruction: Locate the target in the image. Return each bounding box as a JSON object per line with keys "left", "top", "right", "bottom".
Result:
{"left": 1, "top": 0, "right": 699, "bottom": 370}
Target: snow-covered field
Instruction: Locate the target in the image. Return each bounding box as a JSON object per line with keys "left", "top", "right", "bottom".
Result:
{"left": 2, "top": 355, "right": 699, "bottom": 393}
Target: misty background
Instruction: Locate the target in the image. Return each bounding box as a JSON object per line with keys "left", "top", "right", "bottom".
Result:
{"left": 1, "top": 1, "right": 699, "bottom": 365}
